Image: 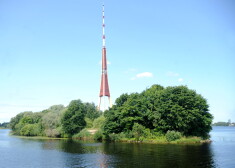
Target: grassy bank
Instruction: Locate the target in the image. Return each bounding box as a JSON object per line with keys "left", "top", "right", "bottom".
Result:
{"left": 71, "top": 128, "right": 211, "bottom": 144}
{"left": 10, "top": 129, "right": 211, "bottom": 144}
{"left": 118, "top": 137, "right": 211, "bottom": 144}
{"left": 9, "top": 131, "right": 67, "bottom": 140}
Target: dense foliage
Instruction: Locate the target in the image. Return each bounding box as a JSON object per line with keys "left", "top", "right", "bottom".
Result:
{"left": 61, "top": 100, "right": 87, "bottom": 136}
{"left": 9, "top": 84, "right": 213, "bottom": 142}
{"left": 104, "top": 85, "right": 213, "bottom": 138}
{"left": 9, "top": 101, "right": 100, "bottom": 137}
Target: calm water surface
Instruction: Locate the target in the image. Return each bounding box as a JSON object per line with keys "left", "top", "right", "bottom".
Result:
{"left": 0, "top": 127, "right": 235, "bottom": 168}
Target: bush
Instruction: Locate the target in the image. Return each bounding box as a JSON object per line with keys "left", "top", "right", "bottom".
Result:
{"left": 44, "top": 128, "right": 61, "bottom": 137}
{"left": 93, "top": 130, "right": 103, "bottom": 141}
{"left": 132, "top": 123, "right": 146, "bottom": 141}
{"left": 20, "top": 123, "right": 41, "bottom": 136}
{"left": 166, "top": 130, "right": 182, "bottom": 142}
{"left": 124, "top": 131, "right": 134, "bottom": 139}
{"left": 85, "top": 117, "right": 93, "bottom": 128}
{"left": 73, "top": 129, "right": 91, "bottom": 140}
{"left": 93, "top": 116, "right": 105, "bottom": 129}
{"left": 107, "top": 132, "right": 126, "bottom": 141}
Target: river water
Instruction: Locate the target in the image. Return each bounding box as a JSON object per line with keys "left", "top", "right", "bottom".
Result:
{"left": 0, "top": 127, "right": 235, "bottom": 168}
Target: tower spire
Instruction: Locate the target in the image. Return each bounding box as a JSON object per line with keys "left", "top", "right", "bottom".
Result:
{"left": 102, "top": 4, "right": 105, "bottom": 47}
{"left": 98, "top": 4, "right": 112, "bottom": 111}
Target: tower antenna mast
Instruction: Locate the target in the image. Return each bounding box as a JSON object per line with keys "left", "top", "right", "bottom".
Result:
{"left": 98, "top": 4, "right": 112, "bottom": 111}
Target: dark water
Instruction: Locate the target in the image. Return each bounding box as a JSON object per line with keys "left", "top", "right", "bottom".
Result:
{"left": 0, "top": 127, "right": 235, "bottom": 168}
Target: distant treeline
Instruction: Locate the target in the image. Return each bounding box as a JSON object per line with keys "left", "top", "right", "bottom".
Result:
{"left": 212, "top": 121, "right": 235, "bottom": 126}
{"left": 9, "top": 84, "right": 213, "bottom": 142}
{"left": 0, "top": 122, "right": 9, "bottom": 128}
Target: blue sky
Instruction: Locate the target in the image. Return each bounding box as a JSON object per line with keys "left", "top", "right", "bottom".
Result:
{"left": 0, "top": 0, "right": 234, "bottom": 123}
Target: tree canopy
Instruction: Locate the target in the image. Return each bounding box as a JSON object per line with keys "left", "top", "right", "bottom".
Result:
{"left": 104, "top": 84, "right": 213, "bottom": 138}
{"left": 61, "top": 99, "right": 90, "bottom": 136}
{"left": 9, "top": 100, "right": 100, "bottom": 137}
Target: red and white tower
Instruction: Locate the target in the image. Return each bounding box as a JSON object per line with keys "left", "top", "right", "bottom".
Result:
{"left": 98, "top": 4, "right": 112, "bottom": 111}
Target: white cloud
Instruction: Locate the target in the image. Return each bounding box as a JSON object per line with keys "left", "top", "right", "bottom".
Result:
{"left": 178, "top": 78, "right": 184, "bottom": 82}
{"left": 131, "top": 72, "right": 153, "bottom": 80}
{"left": 166, "top": 71, "right": 184, "bottom": 83}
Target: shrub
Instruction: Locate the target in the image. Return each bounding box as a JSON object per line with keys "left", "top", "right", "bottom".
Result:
{"left": 124, "top": 131, "right": 134, "bottom": 139}
{"left": 44, "top": 128, "right": 60, "bottom": 137}
{"left": 166, "top": 130, "right": 182, "bottom": 142}
{"left": 93, "top": 130, "right": 103, "bottom": 141}
{"left": 85, "top": 117, "right": 93, "bottom": 128}
{"left": 93, "top": 116, "right": 105, "bottom": 129}
{"left": 73, "top": 128, "right": 91, "bottom": 140}
{"left": 108, "top": 132, "right": 126, "bottom": 141}
{"left": 20, "top": 123, "right": 41, "bottom": 136}
{"left": 132, "top": 123, "right": 146, "bottom": 141}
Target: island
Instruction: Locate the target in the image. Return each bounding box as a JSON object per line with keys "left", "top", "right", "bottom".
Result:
{"left": 9, "top": 84, "right": 213, "bottom": 143}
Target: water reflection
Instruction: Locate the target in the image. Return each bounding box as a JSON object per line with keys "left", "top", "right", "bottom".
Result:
{"left": 2, "top": 128, "right": 235, "bottom": 168}
{"left": 40, "top": 139, "right": 110, "bottom": 167}
{"left": 40, "top": 139, "right": 216, "bottom": 168}
{"left": 101, "top": 142, "right": 216, "bottom": 168}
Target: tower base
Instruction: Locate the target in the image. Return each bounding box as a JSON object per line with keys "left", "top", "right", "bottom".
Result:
{"left": 98, "top": 96, "right": 112, "bottom": 111}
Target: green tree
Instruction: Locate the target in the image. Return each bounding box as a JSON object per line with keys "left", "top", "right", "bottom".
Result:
{"left": 103, "top": 84, "right": 213, "bottom": 138}
{"left": 61, "top": 99, "right": 86, "bottom": 136}
{"left": 10, "top": 112, "right": 31, "bottom": 131}
{"left": 20, "top": 123, "right": 41, "bottom": 136}
{"left": 115, "top": 93, "right": 130, "bottom": 106}
{"left": 103, "top": 93, "right": 145, "bottom": 134}
{"left": 41, "top": 105, "right": 66, "bottom": 137}
{"left": 152, "top": 86, "right": 213, "bottom": 138}
{"left": 10, "top": 111, "right": 43, "bottom": 136}
{"left": 83, "top": 102, "right": 101, "bottom": 120}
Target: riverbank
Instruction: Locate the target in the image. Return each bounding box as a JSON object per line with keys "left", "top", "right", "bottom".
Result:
{"left": 72, "top": 130, "right": 211, "bottom": 144}
{"left": 116, "top": 137, "right": 211, "bottom": 144}
{"left": 10, "top": 133, "right": 210, "bottom": 144}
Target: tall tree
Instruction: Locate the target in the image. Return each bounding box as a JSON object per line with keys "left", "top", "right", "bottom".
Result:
{"left": 152, "top": 86, "right": 213, "bottom": 137}
{"left": 61, "top": 99, "right": 86, "bottom": 136}
{"left": 83, "top": 102, "right": 101, "bottom": 120}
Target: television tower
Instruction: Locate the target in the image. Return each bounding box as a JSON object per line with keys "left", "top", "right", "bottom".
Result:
{"left": 98, "top": 4, "right": 112, "bottom": 111}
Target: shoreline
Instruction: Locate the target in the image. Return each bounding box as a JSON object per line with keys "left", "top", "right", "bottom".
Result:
{"left": 7, "top": 129, "right": 211, "bottom": 144}
{"left": 10, "top": 134, "right": 211, "bottom": 144}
